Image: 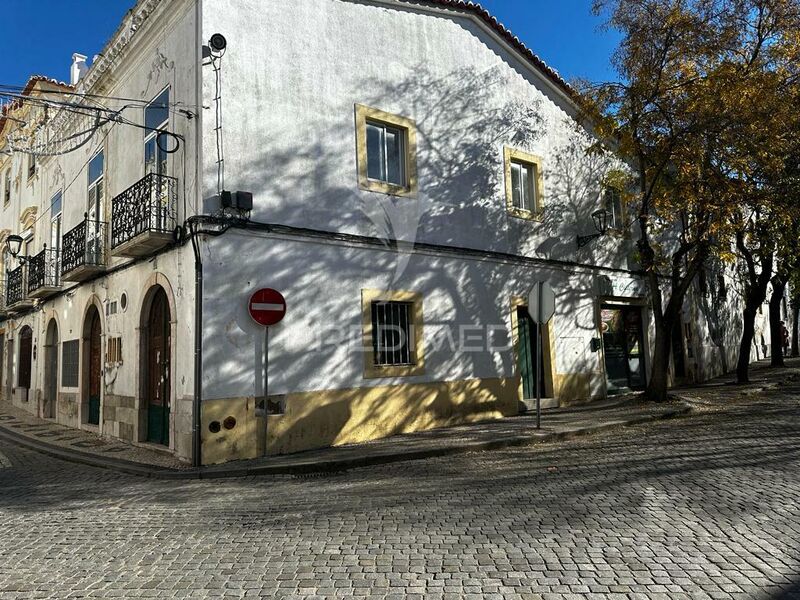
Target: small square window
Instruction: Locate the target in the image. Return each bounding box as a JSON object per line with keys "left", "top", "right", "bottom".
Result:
{"left": 603, "top": 187, "right": 624, "bottom": 230}
{"left": 510, "top": 160, "right": 537, "bottom": 212}
{"left": 504, "top": 147, "right": 543, "bottom": 219}
{"left": 366, "top": 121, "right": 406, "bottom": 187}
{"left": 356, "top": 105, "right": 418, "bottom": 197}
{"left": 362, "top": 289, "right": 424, "bottom": 378}
{"left": 371, "top": 301, "right": 414, "bottom": 366}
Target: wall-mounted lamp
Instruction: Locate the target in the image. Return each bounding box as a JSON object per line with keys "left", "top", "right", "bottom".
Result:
{"left": 576, "top": 209, "right": 611, "bottom": 248}
{"left": 5, "top": 234, "right": 26, "bottom": 263}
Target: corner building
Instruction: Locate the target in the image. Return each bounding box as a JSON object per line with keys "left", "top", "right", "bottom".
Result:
{"left": 0, "top": 0, "right": 773, "bottom": 465}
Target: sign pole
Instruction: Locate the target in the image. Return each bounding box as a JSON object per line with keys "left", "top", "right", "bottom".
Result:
{"left": 263, "top": 327, "right": 269, "bottom": 456}
{"left": 536, "top": 283, "right": 543, "bottom": 430}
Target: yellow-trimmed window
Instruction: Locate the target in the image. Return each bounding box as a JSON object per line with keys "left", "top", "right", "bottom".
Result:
{"left": 603, "top": 186, "right": 625, "bottom": 231}
{"left": 362, "top": 289, "right": 424, "bottom": 378}
{"left": 355, "top": 105, "right": 418, "bottom": 197}
{"left": 504, "top": 147, "right": 543, "bottom": 219}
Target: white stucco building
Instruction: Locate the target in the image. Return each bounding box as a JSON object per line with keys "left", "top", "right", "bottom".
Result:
{"left": 0, "top": 0, "right": 775, "bottom": 466}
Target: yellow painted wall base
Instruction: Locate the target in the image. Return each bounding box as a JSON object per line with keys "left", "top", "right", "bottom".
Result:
{"left": 267, "top": 377, "right": 518, "bottom": 455}
{"left": 553, "top": 373, "right": 592, "bottom": 405}
{"left": 201, "top": 377, "right": 518, "bottom": 463}
{"left": 201, "top": 397, "right": 259, "bottom": 465}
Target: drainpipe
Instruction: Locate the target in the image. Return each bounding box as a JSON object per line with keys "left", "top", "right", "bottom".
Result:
{"left": 190, "top": 224, "right": 203, "bottom": 468}
{"left": 191, "top": 0, "right": 204, "bottom": 469}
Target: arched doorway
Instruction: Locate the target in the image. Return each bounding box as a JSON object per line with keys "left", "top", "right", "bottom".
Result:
{"left": 83, "top": 306, "right": 102, "bottom": 425}
{"left": 18, "top": 326, "right": 32, "bottom": 403}
{"left": 145, "top": 287, "right": 171, "bottom": 445}
{"left": 44, "top": 319, "right": 59, "bottom": 419}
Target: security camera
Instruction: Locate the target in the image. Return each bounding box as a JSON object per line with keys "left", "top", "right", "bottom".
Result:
{"left": 209, "top": 33, "right": 227, "bottom": 53}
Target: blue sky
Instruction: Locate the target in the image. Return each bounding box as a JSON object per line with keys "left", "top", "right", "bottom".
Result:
{"left": 0, "top": 1, "right": 619, "bottom": 87}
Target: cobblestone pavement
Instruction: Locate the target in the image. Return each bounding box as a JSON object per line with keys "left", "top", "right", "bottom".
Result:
{"left": 1, "top": 384, "right": 799, "bottom": 599}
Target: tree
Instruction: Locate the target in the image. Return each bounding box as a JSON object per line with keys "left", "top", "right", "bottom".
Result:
{"left": 587, "top": 0, "right": 747, "bottom": 400}
{"left": 590, "top": 0, "right": 800, "bottom": 394}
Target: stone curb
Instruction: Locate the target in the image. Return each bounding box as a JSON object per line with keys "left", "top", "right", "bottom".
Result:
{"left": 0, "top": 402, "right": 694, "bottom": 480}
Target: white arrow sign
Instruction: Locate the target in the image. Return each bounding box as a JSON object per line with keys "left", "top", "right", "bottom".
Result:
{"left": 529, "top": 281, "right": 556, "bottom": 325}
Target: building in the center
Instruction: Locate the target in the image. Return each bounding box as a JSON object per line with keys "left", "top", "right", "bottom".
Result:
{"left": 0, "top": 0, "right": 772, "bottom": 466}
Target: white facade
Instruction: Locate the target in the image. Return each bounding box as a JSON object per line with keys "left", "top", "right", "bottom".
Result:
{"left": 0, "top": 0, "right": 776, "bottom": 465}
{"left": 0, "top": 0, "right": 201, "bottom": 459}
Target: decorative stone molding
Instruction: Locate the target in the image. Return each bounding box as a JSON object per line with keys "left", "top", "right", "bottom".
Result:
{"left": 20, "top": 206, "right": 38, "bottom": 231}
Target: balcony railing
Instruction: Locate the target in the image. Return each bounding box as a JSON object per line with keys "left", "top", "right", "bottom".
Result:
{"left": 6, "top": 264, "right": 26, "bottom": 306}
{"left": 28, "top": 247, "right": 60, "bottom": 297}
{"left": 62, "top": 217, "right": 107, "bottom": 281}
{"left": 111, "top": 172, "right": 177, "bottom": 256}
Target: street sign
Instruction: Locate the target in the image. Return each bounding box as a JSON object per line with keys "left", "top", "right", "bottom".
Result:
{"left": 529, "top": 281, "right": 555, "bottom": 324}
{"left": 528, "top": 280, "right": 555, "bottom": 431}
{"left": 248, "top": 288, "right": 286, "bottom": 327}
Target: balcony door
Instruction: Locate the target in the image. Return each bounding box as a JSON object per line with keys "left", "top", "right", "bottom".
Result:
{"left": 49, "top": 192, "right": 62, "bottom": 286}
{"left": 145, "top": 89, "right": 170, "bottom": 232}
{"left": 87, "top": 151, "right": 105, "bottom": 264}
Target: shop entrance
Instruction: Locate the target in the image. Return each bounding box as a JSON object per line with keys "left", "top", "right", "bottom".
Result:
{"left": 600, "top": 305, "right": 646, "bottom": 393}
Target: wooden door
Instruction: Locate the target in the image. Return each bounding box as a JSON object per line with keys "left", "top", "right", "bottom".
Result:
{"left": 45, "top": 324, "right": 58, "bottom": 419}
{"left": 88, "top": 313, "right": 101, "bottom": 425}
{"left": 18, "top": 327, "right": 32, "bottom": 401}
{"left": 147, "top": 289, "right": 170, "bottom": 445}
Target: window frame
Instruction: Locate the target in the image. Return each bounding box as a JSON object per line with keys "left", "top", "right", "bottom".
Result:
{"left": 355, "top": 104, "right": 418, "bottom": 198}
{"left": 504, "top": 147, "right": 544, "bottom": 220}
{"left": 603, "top": 186, "right": 625, "bottom": 232}
{"left": 3, "top": 169, "right": 10, "bottom": 206}
{"left": 49, "top": 190, "right": 63, "bottom": 254}
{"left": 144, "top": 87, "right": 170, "bottom": 178}
{"left": 362, "top": 289, "right": 424, "bottom": 379}
{"left": 27, "top": 155, "right": 36, "bottom": 180}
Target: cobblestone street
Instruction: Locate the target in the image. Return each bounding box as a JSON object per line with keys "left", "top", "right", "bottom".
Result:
{"left": 1, "top": 383, "right": 799, "bottom": 600}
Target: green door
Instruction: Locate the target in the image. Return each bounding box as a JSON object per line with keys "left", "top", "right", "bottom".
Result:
{"left": 517, "top": 307, "right": 545, "bottom": 400}
{"left": 147, "top": 288, "right": 170, "bottom": 445}
{"left": 88, "top": 312, "right": 101, "bottom": 425}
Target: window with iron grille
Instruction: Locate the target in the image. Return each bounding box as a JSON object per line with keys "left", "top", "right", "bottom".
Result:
{"left": 62, "top": 339, "right": 80, "bottom": 387}
{"left": 371, "top": 301, "right": 414, "bottom": 366}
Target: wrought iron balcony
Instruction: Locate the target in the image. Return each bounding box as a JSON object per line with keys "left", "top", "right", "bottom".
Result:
{"left": 28, "top": 247, "right": 61, "bottom": 298}
{"left": 62, "top": 217, "right": 107, "bottom": 282}
{"left": 6, "top": 264, "right": 33, "bottom": 311}
{"left": 111, "top": 172, "right": 177, "bottom": 257}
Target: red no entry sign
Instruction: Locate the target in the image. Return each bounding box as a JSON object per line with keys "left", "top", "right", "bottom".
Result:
{"left": 248, "top": 288, "right": 286, "bottom": 326}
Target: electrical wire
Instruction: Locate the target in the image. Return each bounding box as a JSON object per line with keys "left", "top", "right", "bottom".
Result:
{"left": 211, "top": 50, "right": 225, "bottom": 195}
{"left": 16, "top": 121, "right": 118, "bottom": 236}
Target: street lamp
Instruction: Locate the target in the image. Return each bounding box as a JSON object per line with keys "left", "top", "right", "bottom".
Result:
{"left": 5, "top": 234, "right": 26, "bottom": 263}
{"left": 576, "top": 209, "right": 611, "bottom": 248}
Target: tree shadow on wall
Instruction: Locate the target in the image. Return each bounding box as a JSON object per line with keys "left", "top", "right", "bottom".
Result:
{"left": 201, "top": 64, "right": 634, "bottom": 457}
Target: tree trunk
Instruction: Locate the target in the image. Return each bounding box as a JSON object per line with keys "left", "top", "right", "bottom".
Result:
{"left": 769, "top": 278, "right": 786, "bottom": 367}
{"left": 792, "top": 299, "right": 799, "bottom": 358}
{"left": 737, "top": 302, "right": 759, "bottom": 383}
{"left": 645, "top": 314, "right": 676, "bottom": 402}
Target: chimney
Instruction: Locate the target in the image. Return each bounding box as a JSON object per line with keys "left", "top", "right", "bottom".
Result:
{"left": 70, "top": 53, "right": 89, "bottom": 85}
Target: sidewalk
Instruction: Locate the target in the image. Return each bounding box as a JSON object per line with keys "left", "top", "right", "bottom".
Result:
{"left": 0, "top": 358, "right": 796, "bottom": 479}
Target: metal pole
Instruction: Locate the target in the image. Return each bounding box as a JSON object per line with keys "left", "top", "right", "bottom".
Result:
{"left": 264, "top": 327, "right": 269, "bottom": 456}
{"left": 536, "top": 283, "right": 543, "bottom": 430}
